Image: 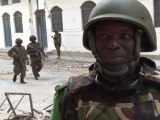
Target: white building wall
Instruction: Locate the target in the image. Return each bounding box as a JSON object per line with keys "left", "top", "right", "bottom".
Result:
{"left": 0, "top": 0, "right": 160, "bottom": 55}
{"left": 0, "top": 0, "right": 32, "bottom": 48}
{"left": 45, "top": 0, "right": 101, "bottom": 52}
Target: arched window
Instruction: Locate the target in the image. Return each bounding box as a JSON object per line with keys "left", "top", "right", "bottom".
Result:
{"left": 81, "top": 1, "right": 96, "bottom": 29}
{"left": 1, "top": 0, "right": 8, "bottom": 5}
{"left": 51, "top": 6, "right": 63, "bottom": 32}
{"left": 154, "top": 0, "right": 160, "bottom": 27}
{"left": 12, "top": 0, "right": 20, "bottom": 4}
{"left": 2, "top": 13, "right": 9, "bottom": 18}
{"left": 2, "top": 13, "right": 12, "bottom": 47}
{"left": 14, "top": 11, "right": 23, "bottom": 33}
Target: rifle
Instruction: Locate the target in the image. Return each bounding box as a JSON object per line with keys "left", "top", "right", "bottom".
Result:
{"left": 12, "top": 51, "right": 28, "bottom": 71}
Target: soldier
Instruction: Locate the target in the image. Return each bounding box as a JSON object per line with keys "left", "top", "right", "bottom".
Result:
{"left": 8, "top": 38, "right": 29, "bottom": 84}
{"left": 52, "top": 31, "right": 61, "bottom": 59}
{"left": 26, "top": 35, "right": 47, "bottom": 80}
{"left": 50, "top": 0, "right": 160, "bottom": 120}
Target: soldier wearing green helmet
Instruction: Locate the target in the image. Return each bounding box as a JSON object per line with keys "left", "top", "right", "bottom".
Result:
{"left": 26, "top": 35, "right": 47, "bottom": 80}
{"left": 51, "top": 31, "right": 61, "bottom": 59}
{"left": 50, "top": 0, "right": 160, "bottom": 120}
{"left": 8, "top": 38, "right": 29, "bottom": 84}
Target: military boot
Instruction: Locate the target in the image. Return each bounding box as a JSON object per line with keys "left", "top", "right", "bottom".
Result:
{"left": 34, "top": 75, "right": 39, "bottom": 80}
{"left": 20, "top": 78, "right": 26, "bottom": 84}
{"left": 37, "top": 73, "right": 40, "bottom": 77}
{"left": 13, "top": 75, "right": 17, "bottom": 82}
{"left": 57, "top": 56, "right": 61, "bottom": 59}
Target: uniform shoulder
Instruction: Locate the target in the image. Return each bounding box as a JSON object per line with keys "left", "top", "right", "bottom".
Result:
{"left": 55, "top": 83, "right": 68, "bottom": 93}
{"left": 27, "top": 42, "right": 32, "bottom": 46}
{"left": 144, "top": 69, "right": 160, "bottom": 87}
{"left": 55, "top": 74, "right": 94, "bottom": 94}
{"left": 8, "top": 45, "right": 17, "bottom": 51}
{"left": 36, "top": 42, "right": 40, "bottom": 45}
{"left": 68, "top": 74, "right": 94, "bottom": 92}
{"left": 21, "top": 45, "right": 25, "bottom": 49}
{"left": 35, "top": 42, "right": 41, "bottom": 47}
{"left": 12, "top": 45, "right": 17, "bottom": 48}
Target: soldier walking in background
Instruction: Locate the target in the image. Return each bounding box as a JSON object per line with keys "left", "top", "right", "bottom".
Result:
{"left": 8, "top": 38, "right": 29, "bottom": 84}
{"left": 52, "top": 31, "right": 61, "bottom": 59}
{"left": 26, "top": 35, "right": 47, "bottom": 80}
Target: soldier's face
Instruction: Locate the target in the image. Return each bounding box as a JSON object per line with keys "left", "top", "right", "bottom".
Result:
{"left": 95, "top": 21, "right": 135, "bottom": 67}
{"left": 31, "top": 39, "right": 36, "bottom": 42}
{"left": 16, "top": 42, "right": 22, "bottom": 46}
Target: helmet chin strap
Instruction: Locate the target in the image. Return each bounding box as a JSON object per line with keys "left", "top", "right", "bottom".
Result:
{"left": 95, "top": 57, "right": 140, "bottom": 84}
{"left": 96, "top": 59, "right": 129, "bottom": 78}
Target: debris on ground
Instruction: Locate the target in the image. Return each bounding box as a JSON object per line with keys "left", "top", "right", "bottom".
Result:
{"left": 0, "top": 55, "right": 93, "bottom": 119}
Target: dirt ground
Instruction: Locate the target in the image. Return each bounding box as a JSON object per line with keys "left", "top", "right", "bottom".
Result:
{"left": 0, "top": 55, "right": 94, "bottom": 120}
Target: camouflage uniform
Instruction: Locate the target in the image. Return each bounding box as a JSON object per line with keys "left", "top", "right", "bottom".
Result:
{"left": 26, "top": 37, "right": 45, "bottom": 79}
{"left": 50, "top": 58, "right": 160, "bottom": 120}
{"left": 50, "top": 0, "right": 159, "bottom": 119}
{"left": 53, "top": 31, "right": 61, "bottom": 59}
{"left": 8, "top": 39, "right": 28, "bottom": 83}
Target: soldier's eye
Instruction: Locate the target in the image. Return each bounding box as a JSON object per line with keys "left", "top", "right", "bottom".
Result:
{"left": 120, "top": 33, "right": 134, "bottom": 39}
{"left": 96, "top": 33, "right": 108, "bottom": 40}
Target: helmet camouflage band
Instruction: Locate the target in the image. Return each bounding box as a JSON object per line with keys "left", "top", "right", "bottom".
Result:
{"left": 29, "top": 35, "right": 36, "bottom": 41}
{"left": 83, "top": 0, "right": 157, "bottom": 52}
{"left": 15, "top": 38, "right": 23, "bottom": 44}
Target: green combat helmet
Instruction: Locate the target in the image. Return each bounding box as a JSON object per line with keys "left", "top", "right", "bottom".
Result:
{"left": 15, "top": 38, "right": 23, "bottom": 44}
{"left": 83, "top": 0, "right": 157, "bottom": 78}
{"left": 29, "top": 35, "right": 36, "bottom": 41}
{"left": 83, "top": 0, "right": 157, "bottom": 55}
